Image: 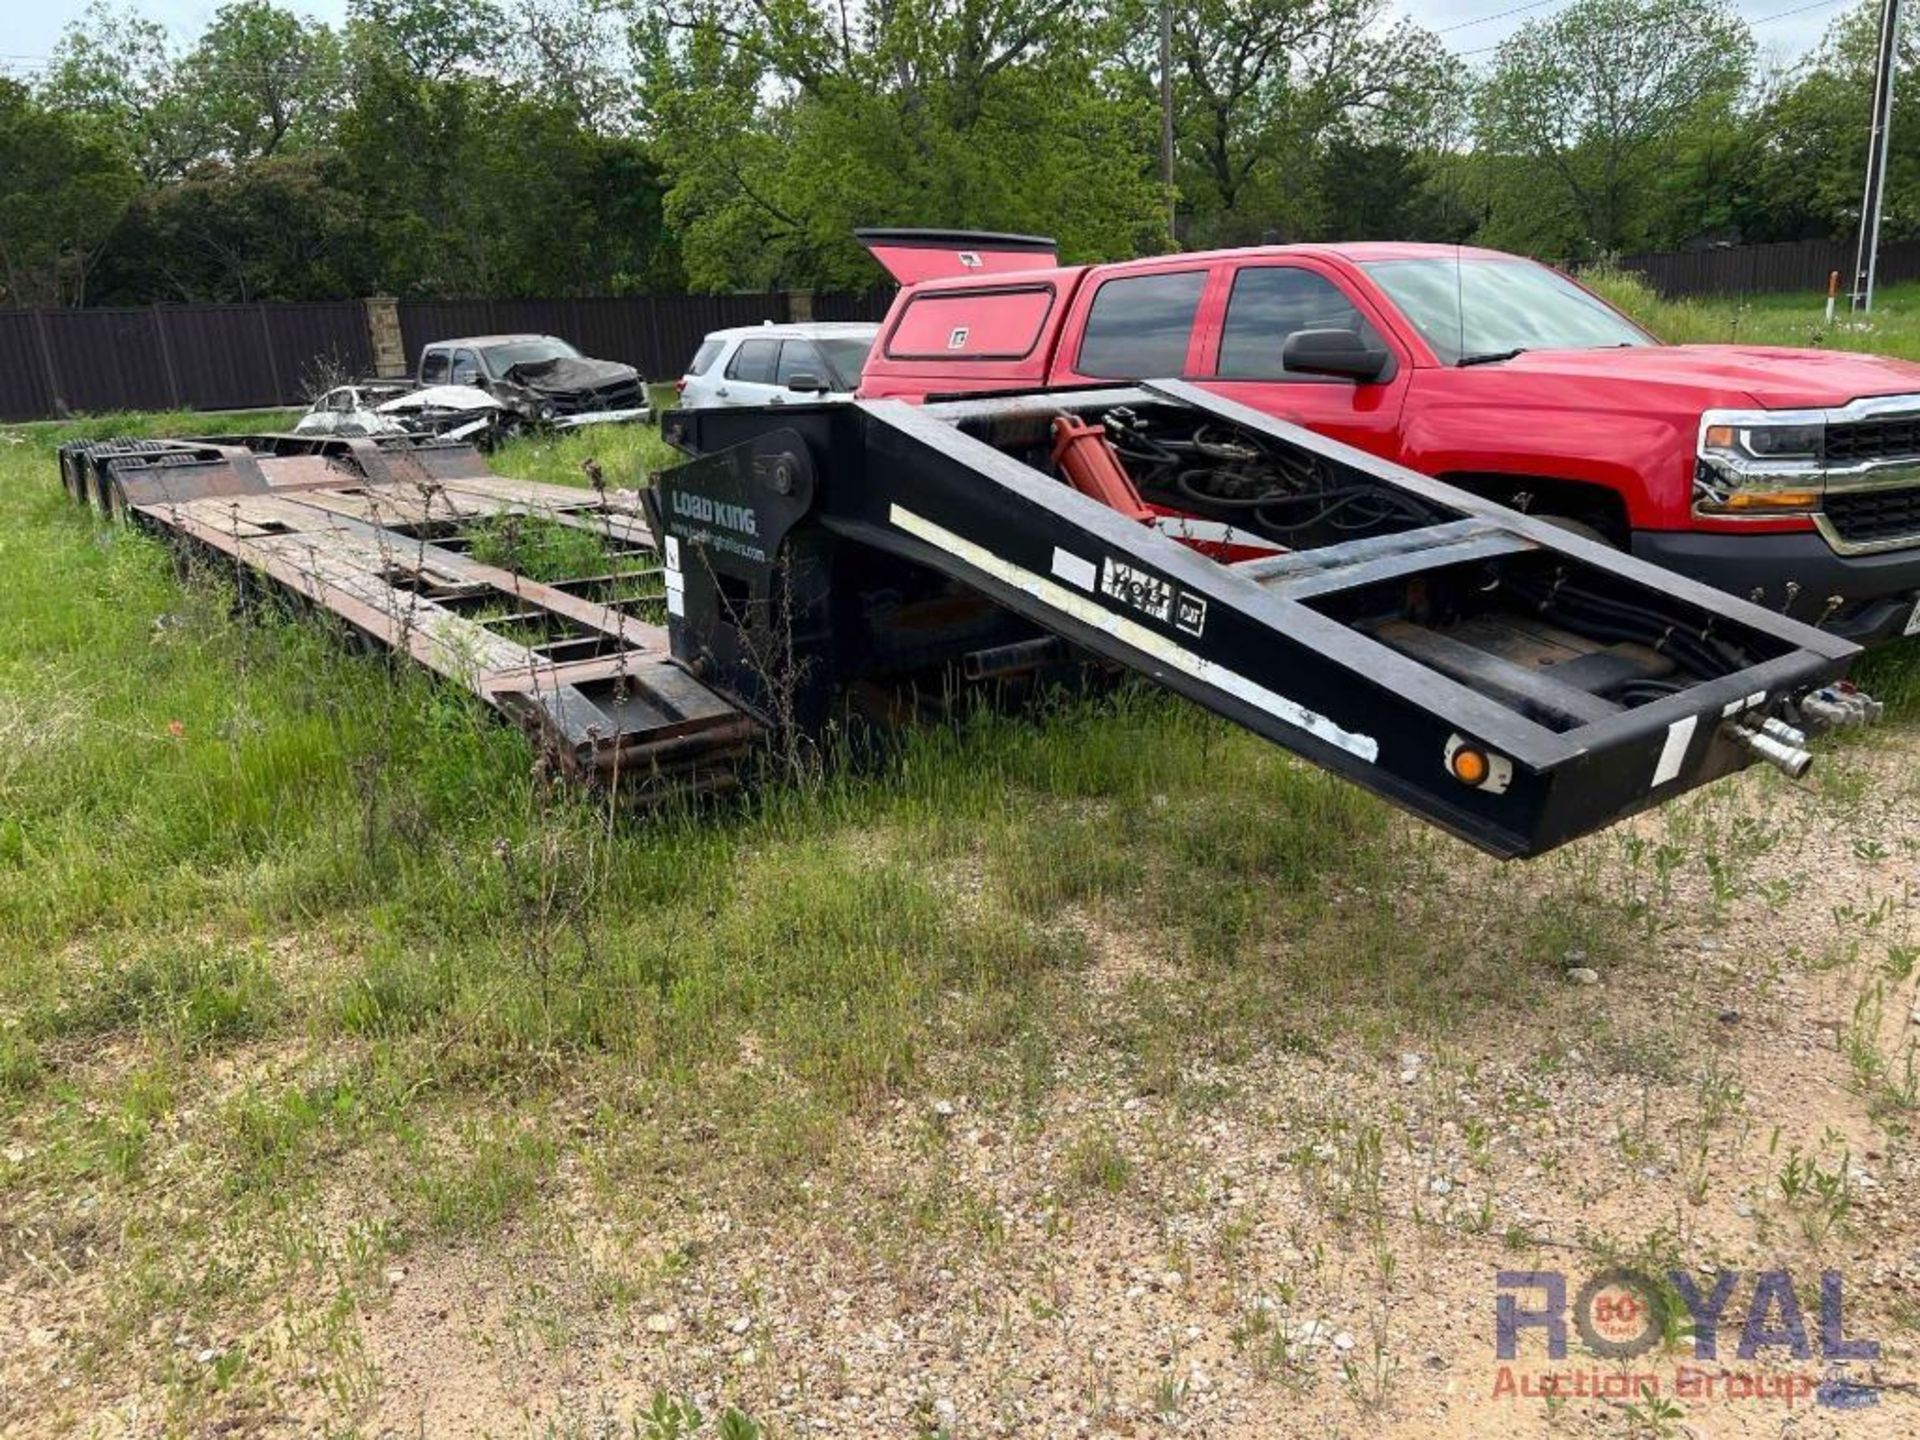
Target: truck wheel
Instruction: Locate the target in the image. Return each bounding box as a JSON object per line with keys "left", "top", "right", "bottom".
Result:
{"left": 1536, "top": 515, "right": 1616, "bottom": 547}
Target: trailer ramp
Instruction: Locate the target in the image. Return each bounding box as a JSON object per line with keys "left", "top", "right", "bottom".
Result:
{"left": 59, "top": 433, "right": 754, "bottom": 788}
{"left": 656, "top": 383, "right": 1867, "bottom": 859}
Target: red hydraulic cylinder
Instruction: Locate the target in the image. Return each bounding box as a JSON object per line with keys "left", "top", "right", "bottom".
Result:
{"left": 1050, "top": 414, "right": 1154, "bottom": 523}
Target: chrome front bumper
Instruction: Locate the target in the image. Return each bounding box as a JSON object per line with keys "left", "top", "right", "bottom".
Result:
{"left": 1697, "top": 394, "right": 1920, "bottom": 555}
{"left": 551, "top": 405, "right": 652, "bottom": 430}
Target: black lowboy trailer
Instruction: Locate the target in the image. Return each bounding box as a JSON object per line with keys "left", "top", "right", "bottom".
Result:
{"left": 59, "top": 385, "right": 1876, "bottom": 859}
{"left": 655, "top": 381, "right": 1875, "bottom": 859}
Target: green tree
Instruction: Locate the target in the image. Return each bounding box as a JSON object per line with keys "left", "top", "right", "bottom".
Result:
{"left": 0, "top": 78, "right": 141, "bottom": 304}
{"left": 1734, "top": 2, "right": 1920, "bottom": 244}
{"left": 1312, "top": 135, "right": 1474, "bottom": 242}
{"left": 506, "top": 0, "right": 634, "bottom": 131}
{"left": 179, "top": 2, "right": 347, "bottom": 164}
{"left": 1163, "top": 0, "right": 1461, "bottom": 246}
{"left": 42, "top": 1, "right": 213, "bottom": 179}
{"left": 87, "top": 150, "right": 376, "bottom": 303}
{"left": 334, "top": 0, "right": 677, "bottom": 297}
{"left": 1476, "top": 0, "right": 1753, "bottom": 256}
{"left": 638, "top": 0, "right": 1166, "bottom": 288}
{"left": 348, "top": 0, "right": 508, "bottom": 81}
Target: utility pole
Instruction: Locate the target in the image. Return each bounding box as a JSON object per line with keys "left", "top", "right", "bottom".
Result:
{"left": 1853, "top": 0, "right": 1904, "bottom": 311}
{"left": 1160, "top": 0, "right": 1176, "bottom": 247}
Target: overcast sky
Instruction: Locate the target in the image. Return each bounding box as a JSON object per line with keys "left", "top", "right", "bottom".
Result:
{"left": 0, "top": 0, "right": 1857, "bottom": 84}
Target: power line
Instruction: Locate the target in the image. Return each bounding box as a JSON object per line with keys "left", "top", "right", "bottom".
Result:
{"left": 1450, "top": 0, "right": 1850, "bottom": 57}
{"left": 1435, "top": 0, "right": 1566, "bottom": 34}
{"left": 1749, "top": 0, "right": 1850, "bottom": 24}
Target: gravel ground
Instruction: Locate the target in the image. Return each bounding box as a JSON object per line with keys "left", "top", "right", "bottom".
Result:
{"left": 10, "top": 730, "right": 1920, "bottom": 1439}
{"left": 338, "top": 737, "right": 1920, "bottom": 1438}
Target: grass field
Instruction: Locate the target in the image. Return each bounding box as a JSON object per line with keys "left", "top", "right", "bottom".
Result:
{"left": 1585, "top": 269, "right": 1920, "bottom": 359}
{"left": 6, "top": 334, "right": 1920, "bottom": 1436}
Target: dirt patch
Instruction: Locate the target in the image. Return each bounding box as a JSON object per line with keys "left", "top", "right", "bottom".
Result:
{"left": 13, "top": 735, "right": 1920, "bottom": 1438}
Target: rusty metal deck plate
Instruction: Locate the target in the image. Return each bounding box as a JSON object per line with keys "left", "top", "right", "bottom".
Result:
{"left": 60, "top": 434, "right": 755, "bottom": 787}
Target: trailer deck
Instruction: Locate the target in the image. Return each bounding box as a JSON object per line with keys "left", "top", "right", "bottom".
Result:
{"left": 61, "top": 383, "right": 1873, "bottom": 858}
{"left": 59, "top": 433, "right": 754, "bottom": 789}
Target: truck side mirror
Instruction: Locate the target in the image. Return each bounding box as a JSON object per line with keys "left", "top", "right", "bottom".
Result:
{"left": 785, "top": 372, "right": 828, "bottom": 394}
{"left": 1281, "top": 329, "right": 1389, "bottom": 382}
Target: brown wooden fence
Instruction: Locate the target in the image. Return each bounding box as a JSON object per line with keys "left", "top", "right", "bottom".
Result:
{"left": 0, "top": 289, "right": 896, "bottom": 424}
{"left": 1613, "top": 237, "right": 1920, "bottom": 298}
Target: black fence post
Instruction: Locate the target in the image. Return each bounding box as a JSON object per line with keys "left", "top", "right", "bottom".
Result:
{"left": 256, "top": 303, "right": 285, "bottom": 403}
{"left": 152, "top": 305, "right": 183, "bottom": 408}
{"left": 30, "top": 308, "right": 64, "bottom": 416}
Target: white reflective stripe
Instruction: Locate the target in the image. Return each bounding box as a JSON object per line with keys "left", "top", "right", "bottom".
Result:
{"left": 1050, "top": 547, "right": 1097, "bottom": 591}
{"left": 1652, "top": 714, "right": 1699, "bottom": 787}
{"left": 664, "top": 536, "right": 682, "bottom": 571}
{"left": 891, "top": 504, "right": 1378, "bottom": 762}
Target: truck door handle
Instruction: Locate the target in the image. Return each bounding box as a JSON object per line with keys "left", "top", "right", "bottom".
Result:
{"left": 716, "top": 387, "right": 729, "bottom": 397}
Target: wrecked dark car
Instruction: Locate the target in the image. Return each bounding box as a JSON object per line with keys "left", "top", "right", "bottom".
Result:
{"left": 416, "top": 335, "right": 651, "bottom": 430}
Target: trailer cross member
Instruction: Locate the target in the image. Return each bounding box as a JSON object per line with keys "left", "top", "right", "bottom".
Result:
{"left": 56, "top": 390, "right": 1879, "bottom": 860}
{"left": 656, "top": 382, "right": 1872, "bottom": 858}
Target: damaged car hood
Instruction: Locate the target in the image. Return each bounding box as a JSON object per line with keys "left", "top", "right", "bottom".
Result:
{"left": 502, "top": 356, "right": 640, "bottom": 395}
{"left": 380, "top": 384, "right": 501, "bottom": 415}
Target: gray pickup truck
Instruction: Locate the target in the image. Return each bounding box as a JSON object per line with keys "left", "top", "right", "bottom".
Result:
{"left": 418, "top": 334, "right": 651, "bottom": 429}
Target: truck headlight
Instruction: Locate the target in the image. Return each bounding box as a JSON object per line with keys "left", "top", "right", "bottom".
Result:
{"left": 1701, "top": 421, "right": 1823, "bottom": 461}
{"left": 1696, "top": 411, "right": 1824, "bottom": 515}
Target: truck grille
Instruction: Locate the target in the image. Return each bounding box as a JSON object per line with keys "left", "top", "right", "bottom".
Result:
{"left": 1823, "top": 485, "right": 1920, "bottom": 545}
{"left": 1825, "top": 414, "right": 1920, "bottom": 465}
{"left": 548, "top": 378, "right": 645, "bottom": 415}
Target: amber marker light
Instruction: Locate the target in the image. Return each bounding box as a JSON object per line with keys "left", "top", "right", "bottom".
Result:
{"left": 1721, "top": 490, "right": 1820, "bottom": 511}
{"left": 1450, "top": 746, "right": 1490, "bottom": 786}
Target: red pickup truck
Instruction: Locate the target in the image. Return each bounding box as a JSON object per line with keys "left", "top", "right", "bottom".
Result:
{"left": 853, "top": 230, "right": 1920, "bottom": 644}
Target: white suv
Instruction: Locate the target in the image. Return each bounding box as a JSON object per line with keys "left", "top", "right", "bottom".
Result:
{"left": 676, "top": 322, "right": 879, "bottom": 408}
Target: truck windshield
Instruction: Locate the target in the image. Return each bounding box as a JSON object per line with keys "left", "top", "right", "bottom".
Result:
{"left": 1361, "top": 258, "right": 1654, "bottom": 365}
{"left": 816, "top": 337, "right": 875, "bottom": 387}
{"left": 481, "top": 338, "right": 581, "bottom": 371}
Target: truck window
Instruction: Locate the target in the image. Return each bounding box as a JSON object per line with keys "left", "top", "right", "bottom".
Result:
{"left": 1218, "top": 267, "right": 1381, "bottom": 380}
{"left": 727, "top": 339, "right": 779, "bottom": 384}
{"left": 815, "top": 335, "right": 875, "bottom": 386}
{"left": 687, "top": 339, "right": 723, "bottom": 375}
{"left": 480, "top": 338, "right": 578, "bottom": 371}
{"left": 1076, "top": 270, "right": 1206, "bottom": 379}
{"left": 449, "top": 349, "right": 481, "bottom": 385}
{"left": 775, "top": 340, "right": 824, "bottom": 385}
{"left": 420, "top": 350, "right": 450, "bottom": 385}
